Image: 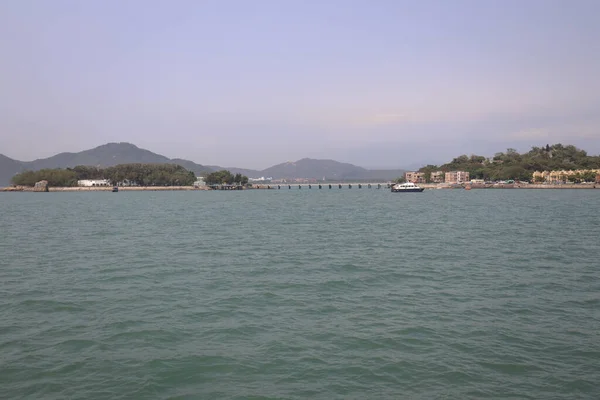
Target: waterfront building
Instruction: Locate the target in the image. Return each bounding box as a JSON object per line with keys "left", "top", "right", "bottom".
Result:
{"left": 430, "top": 171, "right": 444, "bottom": 183}
{"left": 405, "top": 171, "right": 425, "bottom": 183}
{"left": 193, "top": 177, "right": 206, "bottom": 188}
{"left": 532, "top": 169, "right": 600, "bottom": 183}
{"left": 445, "top": 171, "right": 470, "bottom": 184}
{"left": 549, "top": 170, "right": 569, "bottom": 183}
{"left": 532, "top": 171, "right": 550, "bottom": 182}
{"left": 77, "top": 179, "right": 110, "bottom": 187}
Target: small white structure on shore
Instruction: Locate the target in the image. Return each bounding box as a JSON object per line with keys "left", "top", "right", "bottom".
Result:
{"left": 77, "top": 179, "right": 110, "bottom": 187}
{"left": 249, "top": 176, "right": 273, "bottom": 182}
{"left": 194, "top": 177, "right": 206, "bottom": 188}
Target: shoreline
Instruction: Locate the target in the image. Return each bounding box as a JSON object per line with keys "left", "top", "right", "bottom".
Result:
{"left": 1, "top": 186, "right": 208, "bottom": 192}
{"left": 2, "top": 184, "right": 599, "bottom": 192}
{"left": 420, "top": 183, "right": 599, "bottom": 190}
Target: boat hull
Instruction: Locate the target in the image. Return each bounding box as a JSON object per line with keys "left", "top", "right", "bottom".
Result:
{"left": 391, "top": 188, "right": 424, "bottom": 192}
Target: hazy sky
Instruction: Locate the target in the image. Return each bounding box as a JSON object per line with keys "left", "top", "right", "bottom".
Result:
{"left": 1, "top": 0, "right": 599, "bottom": 169}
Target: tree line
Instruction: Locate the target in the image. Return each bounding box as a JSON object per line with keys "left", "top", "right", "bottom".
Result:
{"left": 417, "top": 144, "right": 600, "bottom": 182}
{"left": 11, "top": 164, "right": 197, "bottom": 187}
{"left": 204, "top": 170, "right": 249, "bottom": 185}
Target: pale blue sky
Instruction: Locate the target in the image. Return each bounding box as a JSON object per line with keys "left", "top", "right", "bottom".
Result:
{"left": 1, "top": 0, "right": 599, "bottom": 168}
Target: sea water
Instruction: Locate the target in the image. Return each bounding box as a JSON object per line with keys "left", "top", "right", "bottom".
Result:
{"left": 1, "top": 189, "right": 599, "bottom": 399}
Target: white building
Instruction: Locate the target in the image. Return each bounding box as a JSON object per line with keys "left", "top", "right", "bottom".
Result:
{"left": 77, "top": 179, "right": 111, "bottom": 187}
{"left": 194, "top": 177, "right": 206, "bottom": 187}
{"left": 249, "top": 176, "right": 273, "bottom": 182}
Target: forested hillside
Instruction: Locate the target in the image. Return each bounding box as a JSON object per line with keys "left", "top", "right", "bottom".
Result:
{"left": 419, "top": 144, "right": 600, "bottom": 181}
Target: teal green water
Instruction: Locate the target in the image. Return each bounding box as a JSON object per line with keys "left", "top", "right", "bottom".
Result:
{"left": 1, "top": 189, "right": 599, "bottom": 399}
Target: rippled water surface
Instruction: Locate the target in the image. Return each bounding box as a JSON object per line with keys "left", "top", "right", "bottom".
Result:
{"left": 1, "top": 189, "right": 599, "bottom": 399}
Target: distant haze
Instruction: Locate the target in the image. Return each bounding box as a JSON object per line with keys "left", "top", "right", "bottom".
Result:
{"left": 1, "top": 0, "right": 599, "bottom": 169}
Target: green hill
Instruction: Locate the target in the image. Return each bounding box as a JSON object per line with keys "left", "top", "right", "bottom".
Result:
{"left": 419, "top": 144, "right": 600, "bottom": 181}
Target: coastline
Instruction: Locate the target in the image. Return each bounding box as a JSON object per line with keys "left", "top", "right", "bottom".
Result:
{"left": 1, "top": 183, "right": 598, "bottom": 192}
{"left": 1, "top": 186, "right": 208, "bottom": 192}
{"left": 418, "top": 183, "right": 600, "bottom": 190}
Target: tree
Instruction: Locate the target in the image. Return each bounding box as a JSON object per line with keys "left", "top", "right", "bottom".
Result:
{"left": 204, "top": 170, "right": 248, "bottom": 185}
{"left": 418, "top": 164, "right": 440, "bottom": 182}
{"left": 11, "top": 164, "right": 196, "bottom": 187}
{"left": 581, "top": 171, "right": 597, "bottom": 182}
{"left": 420, "top": 143, "right": 599, "bottom": 183}
{"left": 104, "top": 164, "right": 195, "bottom": 186}
{"left": 11, "top": 169, "right": 78, "bottom": 187}
{"left": 470, "top": 155, "right": 486, "bottom": 164}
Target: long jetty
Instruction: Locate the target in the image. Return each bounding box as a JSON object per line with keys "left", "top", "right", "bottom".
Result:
{"left": 251, "top": 183, "right": 393, "bottom": 190}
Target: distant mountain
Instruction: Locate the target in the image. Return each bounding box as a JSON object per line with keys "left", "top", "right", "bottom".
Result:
{"left": 0, "top": 154, "right": 25, "bottom": 187}
{"left": 0, "top": 143, "right": 213, "bottom": 186}
{"left": 23, "top": 142, "right": 172, "bottom": 170}
{"left": 167, "top": 158, "right": 215, "bottom": 176}
{"left": 206, "top": 165, "right": 263, "bottom": 178}
{"left": 0, "top": 143, "right": 405, "bottom": 186}
{"left": 261, "top": 158, "right": 366, "bottom": 180}
{"left": 211, "top": 158, "right": 405, "bottom": 181}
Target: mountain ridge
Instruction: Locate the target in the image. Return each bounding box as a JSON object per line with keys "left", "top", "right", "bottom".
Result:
{"left": 0, "top": 143, "right": 213, "bottom": 186}
{"left": 0, "top": 143, "right": 406, "bottom": 185}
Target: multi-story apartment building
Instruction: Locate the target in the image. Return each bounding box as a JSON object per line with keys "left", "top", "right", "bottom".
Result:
{"left": 405, "top": 171, "right": 425, "bottom": 183}
{"left": 430, "top": 171, "right": 445, "bottom": 183}
{"left": 445, "top": 171, "right": 470, "bottom": 184}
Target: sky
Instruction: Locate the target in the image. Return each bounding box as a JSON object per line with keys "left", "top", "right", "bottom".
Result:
{"left": 1, "top": 0, "right": 599, "bottom": 169}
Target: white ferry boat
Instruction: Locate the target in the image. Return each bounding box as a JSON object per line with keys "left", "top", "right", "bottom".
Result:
{"left": 391, "top": 182, "right": 425, "bottom": 192}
